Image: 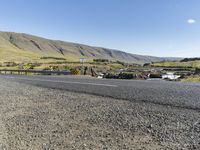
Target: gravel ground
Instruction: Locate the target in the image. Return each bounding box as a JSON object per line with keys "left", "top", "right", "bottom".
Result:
{"left": 0, "top": 78, "right": 200, "bottom": 150}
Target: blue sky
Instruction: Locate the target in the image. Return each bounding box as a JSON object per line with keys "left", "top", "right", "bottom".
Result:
{"left": 0, "top": 0, "right": 200, "bottom": 57}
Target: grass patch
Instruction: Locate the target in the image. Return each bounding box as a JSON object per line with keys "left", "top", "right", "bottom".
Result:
{"left": 152, "top": 60, "right": 200, "bottom": 68}
{"left": 40, "top": 57, "right": 66, "bottom": 60}
{"left": 182, "top": 75, "right": 200, "bottom": 82}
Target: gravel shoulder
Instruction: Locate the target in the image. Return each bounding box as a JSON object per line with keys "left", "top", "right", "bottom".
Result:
{"left": 0, "top": 78, "right": 200, "bottom": 149}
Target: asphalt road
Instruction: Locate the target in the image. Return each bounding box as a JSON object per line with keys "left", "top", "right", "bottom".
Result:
{"left": 1, "top": 74, "right": 200, "bottom": 110}
{"left": 1, "top": 74, "right": 200, "bottom": 149}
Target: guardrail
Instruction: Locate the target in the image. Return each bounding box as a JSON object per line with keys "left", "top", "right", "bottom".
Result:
{"left": 0, "top": 70, "right": 71, "bottom": 75}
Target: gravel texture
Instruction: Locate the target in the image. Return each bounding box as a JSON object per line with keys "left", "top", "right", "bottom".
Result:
{"left": 3, "top": 75, "right": 200, "bottom": 110}
{"left": 0, "top": 78, "right": 200, "bottom": 150}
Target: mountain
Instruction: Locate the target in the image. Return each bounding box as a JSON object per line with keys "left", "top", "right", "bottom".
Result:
{"left": 0, "top": 31, "right": 180, "bottom": 64}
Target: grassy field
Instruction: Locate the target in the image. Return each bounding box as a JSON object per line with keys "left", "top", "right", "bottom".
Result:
{"left": 0, "top": 47, "right": 40, "bottom": 63}
{"left": 0, "top": 50, "right": 124, "bottom": 73}
{"left": 0, "top": 42, "right": 92, "bottom": 70}
{"left": 0, "top": 47, "right": 91, "bottom": 64}
{"left": 0, "top": 40, "right": 126, "bottom": 71}
{"left": 151, "top": 60, "right": 200, "bottom": 68}
{"left": 151, "top": 60, "right": 200, "bottom": 82}
{"left": 0, "top": 37, "right": 94, "bottom": 64}
{"left": 181, "top": 75, "right": 200, "bottom": 82}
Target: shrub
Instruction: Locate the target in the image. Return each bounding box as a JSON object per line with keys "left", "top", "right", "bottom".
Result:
{"left": 116, "top": 60, "right": 125, "bottom": 66}
{"left": 104, "top": 73, "right": 134, "bottom": 79}
{"left": 118, "top": 73, "right": 134, "bottom": 79}
{"left": 104, "top": 73, "right": 118, "bottom": 79}
{"left": 60, "top": 65, "right": 71, "bottom": 70}
{"left": 40, "top": 57, "right": 66, "bottom": 60}
{"left": 43, "top": 65, "right": 59, "bottom": 71}
{"left": 93, "top": 59, "right": 109, "bottom": 63}
{"left": 149, "top": 73, "right": 162, "bottom": 78}
{"left": 70, "top": 68, "right": 81, "bottom": 75}
{"left": 180, "top": 58, "right": 200, "bottom": 62}
{"left": 3, "top": 62, "right": 17, "bottom": 67}
{"left": 23, "top": 64, "right": 34, "bottom": 70}
{"left": 143, "top": 63, "right": 151, "bottom": 67}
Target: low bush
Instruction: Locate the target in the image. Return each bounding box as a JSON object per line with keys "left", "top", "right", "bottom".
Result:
{"left": 40, "top": 57, "right": 66, "bottom": 60}
{"left": 70, "top": 68, "right": 81, "bottom": 75}
{"left": 116, "top": 60, "right": 125, "bottom": 66}
{"left": 149, "top": 73, "right": 162, "bottom": 78}
{"left": 43, "top": 65, "right": 59, "bottom": 71}
{"left": 181, "top": 58, "right": 200, "bottom": 62}
{"left": 104, "top": 72, "right": 134, "bottom": 79}
{"left": 3, "top": 62, "right": 17, "bottom": 67}
{"left": 93, "top": 59, "right": 109, "bottom": 63}
{"left": 118, "top": 73, "right": 134, "bottom": 79}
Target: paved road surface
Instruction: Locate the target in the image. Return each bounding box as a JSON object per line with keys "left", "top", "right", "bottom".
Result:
{"left": 1, "top": 75, "right": 200, "bottom": 149}
{"left": 1, "top": 74, "right": 200, "bottom": 110}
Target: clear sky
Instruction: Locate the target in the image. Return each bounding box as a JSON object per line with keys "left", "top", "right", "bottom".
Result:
{"left": 0, "top": 0, "right": 200, "bottom": 57}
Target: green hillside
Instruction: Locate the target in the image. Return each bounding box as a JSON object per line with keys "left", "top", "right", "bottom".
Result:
{"left": 0, "top": 31, "right": 180, "bottom": 65}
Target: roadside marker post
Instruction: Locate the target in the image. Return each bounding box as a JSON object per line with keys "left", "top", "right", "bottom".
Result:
{"left": 80, "top": 58, "right": 87, "bottom": 68}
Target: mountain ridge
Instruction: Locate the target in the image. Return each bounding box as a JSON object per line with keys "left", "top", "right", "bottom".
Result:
{"left": 0, "top": 31, "right": 180, "bottom": 64}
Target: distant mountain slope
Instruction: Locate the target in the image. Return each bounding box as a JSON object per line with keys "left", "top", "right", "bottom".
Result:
{"left": 0, "top": 31, "right": 180, "bottom": 64}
